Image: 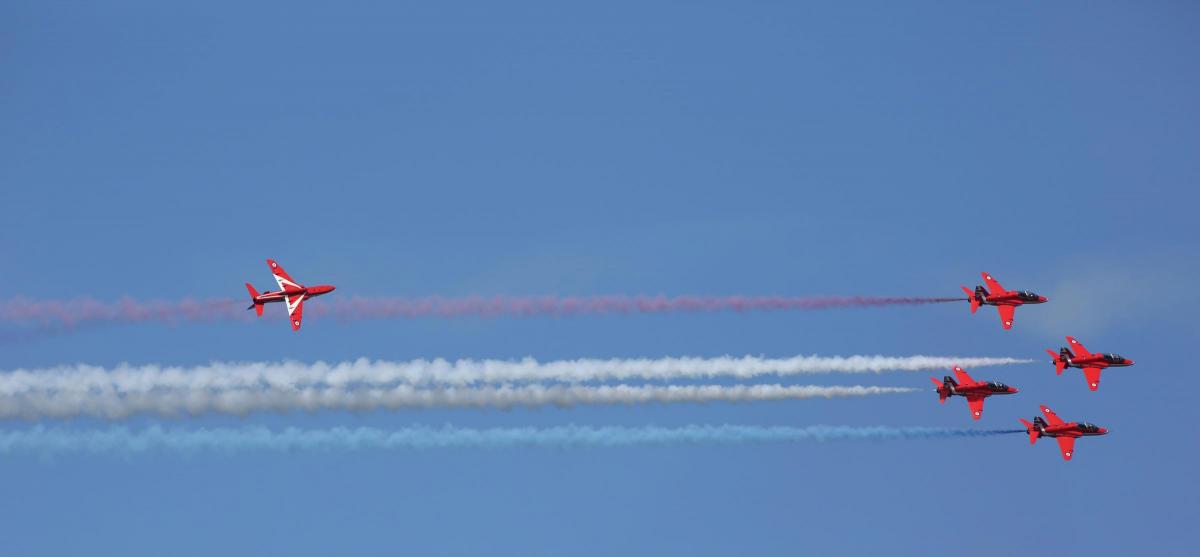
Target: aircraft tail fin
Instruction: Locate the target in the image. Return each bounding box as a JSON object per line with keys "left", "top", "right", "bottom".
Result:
{"left": 1046, "top": 350, "right": 1067, "bottom": 375}
{"left": 245, "top": 283, "right": 264, "bottom": 316}
{"left": 961, "top": 286, "right": 980, "bottom": 313}
{"left": 930, "top": 377, "right": 947, "bottom": 403}
{"left": 1018, "top": 419, "right": 1038, "bottom": 445}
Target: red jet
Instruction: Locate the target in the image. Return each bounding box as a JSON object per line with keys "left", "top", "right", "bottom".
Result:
{"left": 960, "top": 272, "right": 1047, "bottom": 330}
{"left": 1047, "top": 336, "right": 1134, "bottom": 392}
{"left": 245, "top": 259, "right": 336, "bottom": 331}
{"left": 1019, "top": 405, "right": 1108, "bottom": 461}
{"left": 930, "top": 366, "right": 1018, "bottom": 420}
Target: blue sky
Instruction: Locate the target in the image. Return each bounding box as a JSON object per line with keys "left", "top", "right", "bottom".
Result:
{"left": 2, "top": 2, "right": 1197, "bottom": 555}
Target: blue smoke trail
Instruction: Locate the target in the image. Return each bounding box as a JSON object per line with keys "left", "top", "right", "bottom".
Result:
{"left": 0, "top": 425, "right": 1024, "bottom": 456}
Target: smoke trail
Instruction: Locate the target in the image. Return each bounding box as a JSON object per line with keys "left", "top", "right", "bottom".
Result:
{"left": 0, "top": 384, "right": 916, "bottom": 420}
{"left": 0, "top": 297, "right": 246, "bottom": 327}
{"left": 0, "top": 355, "right": 1030, "bottom": 393}
{"left": 321, "top": 295, "right": 966, "bottom": 318}
{"left": 0, "top": 424, "right": 1024, "bottom": 455}
{"left": 0, "top": 294, "right": 964, "bottom": 328}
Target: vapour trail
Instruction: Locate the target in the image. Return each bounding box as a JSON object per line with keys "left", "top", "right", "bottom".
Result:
{"left": 0, "top": 384, "right": 916, "bottom": 420}
{"left": 0, "top": 424, "right": 1024, "bottom": 455}
{"left": 0, "top": 355, "right": 1031, "bottom": 393}
{"left": 0, "top": 294, "right": 964, "bottom": 327}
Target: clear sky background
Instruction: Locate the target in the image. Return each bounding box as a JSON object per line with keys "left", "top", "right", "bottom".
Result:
{"left": 2, "top": 2, "right": 1198, "bottom": 555}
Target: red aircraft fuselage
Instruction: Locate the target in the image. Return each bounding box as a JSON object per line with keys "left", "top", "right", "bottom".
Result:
{"left": 1047, "top": 336, "right": 1134, "bottom": 391}
{"left": 244, "top": 259, "right": 335, "bottom": 331}
{"left": 931, "top": 366, "right": 1018, "bottom": 420}
{"left": 960, "top": 272, "right": 1047, "bottom": 330}
{"left": 1019, "top": 405, "right": 1108, "bottom": 461}
{"left": 250, "top": 284, "right": 336, "bottom": 306}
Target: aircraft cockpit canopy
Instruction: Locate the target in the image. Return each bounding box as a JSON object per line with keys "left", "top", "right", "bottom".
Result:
{"left": 1104, "top": 354, "right": 1124, "bottom": 363}
{"left": 1017, "top": 291, "right": 1041, "bottom": 300}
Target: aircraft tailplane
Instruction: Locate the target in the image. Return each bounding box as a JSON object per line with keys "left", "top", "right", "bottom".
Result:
{"left": 1046, "top": 350, "right": 1067, "bottom": 375}
{"left": 1018, "top": 419, "right": 1038, "bottom": 445}
{"left": 930, "top": 377, "right": 947, "bottom": 403}
{"left": 961, "top": 286, "right": 980, "bottom": 313}
{"left": 245, "top": 283, "right": 264, "bottom": 316}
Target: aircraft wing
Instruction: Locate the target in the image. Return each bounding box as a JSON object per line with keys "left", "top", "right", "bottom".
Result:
{"left": 1066, "top": 336, "right": 1092, "bottom": 357}
{"left": 953, "top": 366, "right": 975, "bottom": 385}
{"left": 981, "top": 272, "right": 1007, "bottom": 294}
{"left": 1055, "top": 436, "right": 1077, "bottom": 461}
{"left": 966, "top": 395, "right": 985, "bottom": 420}
{"left": 285, "top": 292, "right": 306, "bottom": 331}
{"left": 1083, "top": 367, "right": 1103, "bottom": 391}
{"left": 268, "top": 259, "right": 304, "bottom": 292}
{"left": 1040, "top": 405, "right": 1065, "bottom": 426}
{"left": 997, "top": 305, "right": 1016, "bottom": 330}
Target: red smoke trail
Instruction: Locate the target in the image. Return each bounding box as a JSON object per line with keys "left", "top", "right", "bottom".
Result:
{"left": 315, "top": 295, "right": 965, "bottom": 319}
{"left": 0, "top": 295, "right": 962, "bottom": 328}
{"left": 0, "top": 297, "right": 249, "bottom": 328}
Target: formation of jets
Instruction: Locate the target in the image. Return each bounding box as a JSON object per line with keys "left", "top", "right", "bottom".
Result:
{"left": 241, "top": 263, "right": 1132, "bottom": 461}
{"left": 937, "top": 271, "right": 1132, "bottom": 461}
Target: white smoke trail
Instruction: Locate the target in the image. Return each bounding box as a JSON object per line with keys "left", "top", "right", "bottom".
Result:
{"left": 0, "top": 424, "right": 1023, "bottom": 455}
{"left": 0, "top": 355, "right": 1029, "bottom": 394}
{"left": 0, "top": 384, "right": 916, "bottom": 420}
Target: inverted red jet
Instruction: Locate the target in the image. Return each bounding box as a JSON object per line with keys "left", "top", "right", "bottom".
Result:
{"left": 1047, "top": 336, "right": 1134, "bottom": 392}
{"left": 930, "top": 366, "right": 1018, "bottom": 420}
{"left": 245, "top": 259, "right": 336, "bottom": 331}
{"left": 1019, "top": 405, "right": 1107, "bottom": 461}
{"left": 960, "top": 272, "right": 1047, "bottom": 330}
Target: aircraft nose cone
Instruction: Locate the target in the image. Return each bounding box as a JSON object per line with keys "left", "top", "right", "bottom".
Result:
{"left": 1039, "top": 296, "right": 1048, "bottom": 303}
{"left": 1099, "top": 427, "right": 1109, "bottom": 435}
{"left": 328, "top": 285, "right": 336, "bottom": 292}
{"left": 1009, "top": 387, "right": 1019, "bottom": 393}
